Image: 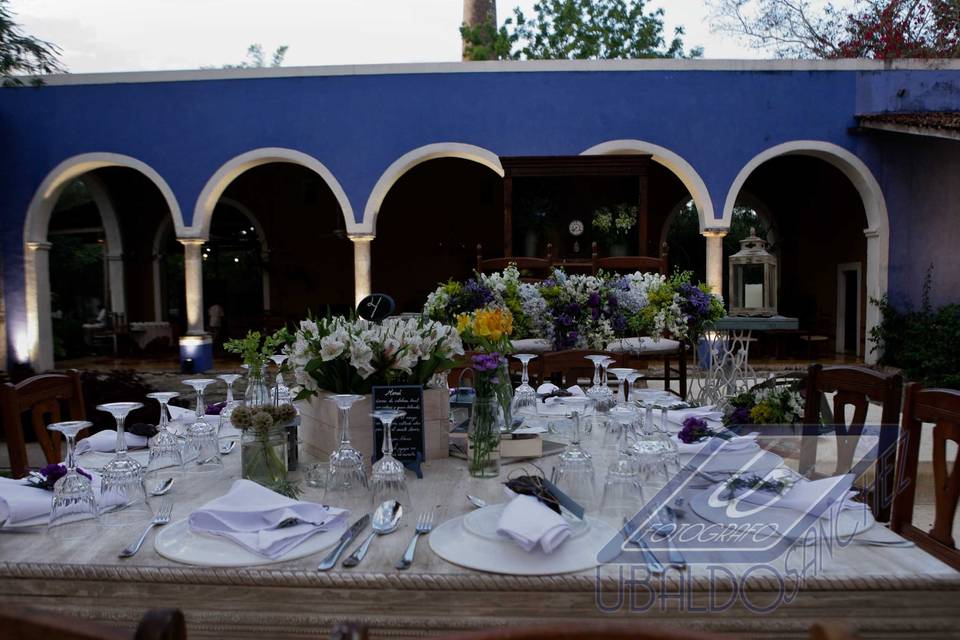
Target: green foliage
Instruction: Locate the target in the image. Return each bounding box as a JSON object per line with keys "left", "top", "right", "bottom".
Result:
{"left": 222, "top": 43, "right": 289, "bottom": 69}
{"left": 224, "top": 328, "right": 292, "bottom": 371}
{"left": 0, "top": 0, "right": 65, "bottom": 87}
{"left": 462, "top": 0, "right": 702, "bottom": 60}
{"left": 592, "top": 203, "right": 638, "bottom": 240}
{"left": 870, "top": 266, "right": 960, "bottom": 389}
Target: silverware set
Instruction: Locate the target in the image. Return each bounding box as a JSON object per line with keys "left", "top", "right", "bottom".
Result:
{"left": 316, "top": 508, "right": 435, "bottom": 571}
{"left": 119, "top": 499, "right": 173, "bottom": 558}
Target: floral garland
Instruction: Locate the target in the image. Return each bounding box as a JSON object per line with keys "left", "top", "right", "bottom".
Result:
{"left": 723, "top": 387, "right": 804, "bottom": 426}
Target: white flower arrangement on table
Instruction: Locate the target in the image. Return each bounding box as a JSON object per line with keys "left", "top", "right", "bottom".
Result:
{"left": 286, "top": 315, "right": 464, "bottom": 397}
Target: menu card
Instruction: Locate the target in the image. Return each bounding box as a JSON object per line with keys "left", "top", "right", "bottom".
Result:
{"left": 371, "top": 385, "right": 425, "bottom": 478}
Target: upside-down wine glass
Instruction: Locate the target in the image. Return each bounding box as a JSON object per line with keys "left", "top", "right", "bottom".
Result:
{"left": 553, "top": 398, "right": 598, "bottom": 509}
{"left": 270, "top": 354, "right": 291, "bottom": 405}
{"left": 370, "top": 409, "right": 412, "bottom": 509}
{"left": 511, "top": 353, "right": 538, "bottom": 415}
{"left": 145, "top": 392, "right": 183, "bottom": 494}
{"left": 599, "top": 357, "right": 617, "bottom": 410}
{"left": 182, "top": 378, "right": 221, "bottom": 473}
{"left": 624, "top": 371, "right": 644, "bottom": 406}
{"left": 607, "top": 368, "right": 638, "bottom": 407}
{"left": 599, "top": 415, "right": 646, "bottom": 525}
{"left": 96, "top": 402, "right": 151, "bottom": 526}
{"left": 217, "top": 374, "right": 242, "bottom": 424}
{"left": 584, "top": 355, "right": 609, "bottom": 403}
{"left": 325, "top": 394, "right": 369, "bottom": 506}
{"left": 47, "top": 420, "right": 100, "bottom": 538}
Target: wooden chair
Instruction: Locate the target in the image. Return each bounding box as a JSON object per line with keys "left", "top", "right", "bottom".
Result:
{"left": 591, "top": 241, "right": 669, "bottom": 276}
{"left": 0, "top": 370, "right": 87, "bottom": 478}
{"left": 0, "top": 606, "right": 186, "bottom": 640}
{"left": 538, "top": 349, "right": 623, "bottom": 389}
{"left": 91, "top": 311, "right": 130, "bottom": 356}
{"left": 801, "top": 364, "right": 903, "bottom": 522}
{"left": 890, "top": 384, "right": 960, "bottom": 570}
{"left": 476, "top": 243, "right": 553, "bottom": 281}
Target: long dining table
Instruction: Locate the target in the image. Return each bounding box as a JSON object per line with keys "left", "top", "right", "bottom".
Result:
{"left": 1, "top": 429, "right": 959, "bottom": 640}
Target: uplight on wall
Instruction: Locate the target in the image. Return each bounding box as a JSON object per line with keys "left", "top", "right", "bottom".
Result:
{"left": 13, "top": 330, "right": 31, "bottom": 363}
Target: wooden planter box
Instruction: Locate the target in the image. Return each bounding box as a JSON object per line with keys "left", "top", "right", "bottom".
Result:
{"left": 297, "top": 389, "right": 450, "bottom": 462}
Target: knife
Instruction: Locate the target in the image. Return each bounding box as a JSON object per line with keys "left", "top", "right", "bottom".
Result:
{"left": 318, "top": 514, "right": 370, "bottom": 571}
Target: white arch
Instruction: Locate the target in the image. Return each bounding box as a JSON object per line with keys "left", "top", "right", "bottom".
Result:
{"left": 22, "top": 153, "right": 183, "bottom": 370}
{"left": 581, "top": 139, "right": 716, "bottom": 231}
{"left": 362, "top": 142, "right": 504, "bottom": 234}
{"left": 190, "top": 147, "right": 355, "bottom": 238}
{"left": 722, "top": 140, "right": 889, "bottom": 364}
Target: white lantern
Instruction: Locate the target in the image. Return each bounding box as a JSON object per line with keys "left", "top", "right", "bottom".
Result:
{"left": 728, "top": 228, "right": 777, "bottom": 317}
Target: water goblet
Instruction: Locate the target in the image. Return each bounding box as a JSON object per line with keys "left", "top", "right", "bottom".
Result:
{"left": 599, "top": 422, "right": 645, "bottom": 525}
{"left": 182, "top": 378, "right": 221, "bottom": 473}
{"left": 554, "top": 400, "right": 598, "bottom": 509}
{"left": 584, "top": 355, "right": 607, "bottom": 400}
{"left": 270, "top": 354, "right": 292, "bottom": 405}
{"left": 145, "top": 392, "right": 183, "bottom": 494}
{"left": 46, "top": 421, "right": 99, "bottom": 538}
{"left": 599, "top": 357, "right": 617, "bottom": 408}
{"left": 370, "top": 409, "right": 412, "bottom": 509}
{"left": 217, "top": 374, "right": 242, "bottom": 423}
{"left": 603, "top": 405, "right": 639, "bottom": 453}
{"left": 607, "top": 368, "right": 638, "bottom": 406}
{"left": 96, "top": 402, "right": 151, "bottom": 526}
{"left": 324, "top": 394, "right": 369, "bottom": 506}
{"left": 624, "top": 371, "right": 644, "bottom": 405}
{"left": 511, "top": 353, "right": 538, "bottom": 416}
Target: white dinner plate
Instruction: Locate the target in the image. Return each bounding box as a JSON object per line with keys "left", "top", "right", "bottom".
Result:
{"left": 430, "top": 514, "right": 617, "bottom": 576}
{"left": 154, "top": 517, "right": 348, "bottom": 567}
{"left": 462, "top": 503, "right": 591, "bottom": 542}
{"left": 682, "top": 447, "right": 784, "bottom": 478}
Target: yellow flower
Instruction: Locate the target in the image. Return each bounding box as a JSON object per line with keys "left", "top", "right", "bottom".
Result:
{"left": 750, "top": 401, "right": 775, "bottom": 425}
{"left": 473, "top": 308, "right": 513, "bottom": 341}
{"left": 456, "top": 314, "right": 472, "bottom": 335}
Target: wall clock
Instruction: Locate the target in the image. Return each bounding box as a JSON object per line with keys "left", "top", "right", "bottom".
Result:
{"left": 568, "top": 219, "right": 584, "bottom": 236}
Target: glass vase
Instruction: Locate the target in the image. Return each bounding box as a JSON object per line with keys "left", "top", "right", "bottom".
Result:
{"left": 468, "top": 397, "right": 502, "bottom": 478}
{"left": 241, "top": 425, "right": 289, "bottom": 492}
{"left": 244, "top": 364, "right": 271, "bottom": 408}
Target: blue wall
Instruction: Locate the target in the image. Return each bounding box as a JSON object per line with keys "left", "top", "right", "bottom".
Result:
{"left": 2, "top": 62, "right": 959, "bottom": 366}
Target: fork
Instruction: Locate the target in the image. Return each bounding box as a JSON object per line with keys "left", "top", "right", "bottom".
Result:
{"left": 119, "top": 499, "right": 173, "bottom": 558}
{"left": 396, "top": 511, "right": 434, "bottom": 570}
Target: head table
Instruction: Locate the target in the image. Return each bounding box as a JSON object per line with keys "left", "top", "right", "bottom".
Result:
{"left": 1, "top": 425, "right": 958, "bottom": 640}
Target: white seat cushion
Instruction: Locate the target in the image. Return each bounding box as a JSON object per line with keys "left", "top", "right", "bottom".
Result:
{"left": 510, "top": 338, "right": 554, "bottom": 354}
{"left": 605, "top": 337, "right": 681, "bottom": 355}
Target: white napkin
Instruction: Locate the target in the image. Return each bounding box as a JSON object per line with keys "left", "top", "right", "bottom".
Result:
{"left": 0, "top": 477, "right": 52, "bottom": 526}
{"left": 736, "top": 474, "right": 859, "bottom": 515}
{"left": 167, "top": 405, "right": 194, "bottom": 421}
{"left": 75, "top": 430, "right": 149, "bottom": 455}
{"left": 189, "top": 479, "right": 348, "bottom": 559}
{"left": 496, "top": 494, "right": 572, "bottom": 554}
{"left": 674, "top": 433, "right": 759, "bottom": 455}
{"left": 667, "top": 406, "right": 724, "bottom": 426}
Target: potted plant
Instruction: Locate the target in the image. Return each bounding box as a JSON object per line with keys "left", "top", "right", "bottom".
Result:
{"left": 592, "top": 203, "right": 638, "bottom": 256}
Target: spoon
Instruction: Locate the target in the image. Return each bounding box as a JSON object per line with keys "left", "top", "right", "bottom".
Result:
{"left": 219, "top": 440, "right": 237, "bottom": 455}
{"left": 466, "top": 494, "right": 487, "bottom": 509}
{"left": 342, "top": 500, "right": 403, "bottom": 568}
{"left": 150, "top": 477, "right": 174, "bottom": 496}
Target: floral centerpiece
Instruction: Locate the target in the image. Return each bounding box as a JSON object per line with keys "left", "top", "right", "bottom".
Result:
{"left": 592, "top": 203, "right": 638, "bottom": 252}
{"left": 231, "top": 403, "right": 299, "bottom": 498}
{"left": 225, "top": 329, "right": 292, "bottom": 406}
{"left": 723, "top": 387, "right": 804, "bottom": 427}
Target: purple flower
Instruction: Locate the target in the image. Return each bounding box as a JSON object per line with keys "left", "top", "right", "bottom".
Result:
{"left": 471, "top": 352, "right": 504, "bottom": 373}
{"left": 40, "top": 463, "right": 92, "bottom": 486}
{"left": 206, "top": 401, "right": 226, "bottom": 415}
{"left": 729, "top": 406, "right": 752, "bottom": 425}
{"left": 678, "top": 416, "right": 711, "bottom": 444}
{"left": 587, "top": 292, "right": 601, "bottom": 308}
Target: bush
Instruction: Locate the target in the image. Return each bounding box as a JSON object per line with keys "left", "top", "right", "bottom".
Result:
{"left": 870, "top": 267, "right": 960, "bottom": 389}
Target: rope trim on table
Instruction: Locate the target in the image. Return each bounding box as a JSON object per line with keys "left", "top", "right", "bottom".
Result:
{"left": 2, "top": 562, "right": 959, "bottom": 592}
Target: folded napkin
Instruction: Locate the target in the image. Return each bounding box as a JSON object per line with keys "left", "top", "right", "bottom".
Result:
{"left": 0, "top": 477, "right": 52, "bottom": 526}
{"left": 675, "top": 433, "right": 759, "bottom": 455}
{"left": 537, "top": 383, "right": 586, "bottom": 397}
{"left": 75, "top": 429, "right": 149, "bottom": 455}
{"left": 167, "top": 405, "right": 194, "bottom": 422}
{"left": 736, "top": 474, "right": 858, "bottom": 516}
{"left": 189, "top": 479, "right": 348, "bottom": 559}
{"left": 496, "top": 493, "right": 572, "bottom": 554}
{"left": 667, "top": 406, "right": 724, "bottom": 426}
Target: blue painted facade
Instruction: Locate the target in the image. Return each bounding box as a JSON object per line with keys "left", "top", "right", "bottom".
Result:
{"left": 1, "top": 60, "right": 959, "bottom": 368}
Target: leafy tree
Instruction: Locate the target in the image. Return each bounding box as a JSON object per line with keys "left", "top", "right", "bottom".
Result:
{"left": 0, "top": 0, "right": 65, "bottom": 86}
{"left": 223, "top": 43, "right": 289, "bottom": 69}
{"left": 462, "top": 0, "right": 702, "bottom": 61}
{"left": 709, "top": 0, "right": 960, "bottom": 59}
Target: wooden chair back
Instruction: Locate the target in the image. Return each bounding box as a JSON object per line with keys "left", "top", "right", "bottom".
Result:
{"left": 891, "top": 384, "right": 960, "bottom": 570}
{"left": 476, "top": 244, "right": 553, "bottom": 281}
{"left": 801, "top": 364, "right": 903, "bottom": 521}
{"left": 0, "top": 606, "right": 186, "bottom": 640}
{"left": 538, "top": 350, "right": 623, "bottom": 389}
{"left": 0, "top": 370, "right": 87, "bottom": 478}
{"left": 591, "top": 242, "right": 668, "bottom": 276}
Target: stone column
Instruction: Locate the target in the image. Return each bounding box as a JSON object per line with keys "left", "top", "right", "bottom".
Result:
{"left": 152, "top": 254, "right": 164, "bottom": 322}
{"left": 106, "top": 253, "right": 126, "bottom": 316}
{"left": 180, "top": 239, "right": 206, "bottom": 335}
{"left": 703, "top": 231, "right": 727, "bottom": 298}
{"left": 350, "top": 235, "right": 374, "bottom": 308}
{"left": 26, "top": 241, "right": 53, "bottom": 371}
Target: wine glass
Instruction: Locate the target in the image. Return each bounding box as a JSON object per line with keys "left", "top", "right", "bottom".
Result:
{"left": 145, "top": 392, "right": 183, "bottom": 494}
{"left": 599, "top": 357, "right": 617, "bottom": 409}
{"left": 607, "top": 368, "right": 638, "bottom": 407}
{"left": 511, "top": 354, "right": 538, "bottom": 415}
{"left": 324, "top": 395, "right": 369, "bottom": 506}
{"left": 182, "top": 379, "right": 221, "bottom": 473}
{"left": 584, "top": 355, "right": 607, "bottom": 399}
{"left": 603, "top": 405, "right": 639, "bottom": 453}
{"left": 217, "top": 374, "right": 242, "bottom": 423}
{"left": 370, "top": 409, "right": 411, "bottom": 509}
{"left": 96, "top": 402, "right": 151, "bottom": 526}
{"left": 47, "top": 421, "right": 99, "bottom": 538}
{"left": 599, "top": 421, "right": 645, "bottom": 526}
{"left": 624, "top": 371, "right": 644, "bottom": 405}
{"left": 270, "top": 355, "right": 291, "bottom": 405}
{"left": 553, "top": 399, "right": 598, "bottom": 509}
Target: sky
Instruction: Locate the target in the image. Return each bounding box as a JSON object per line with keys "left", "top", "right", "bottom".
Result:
{"left": 8, "top": 0, "right": 763, "bottom": 74}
